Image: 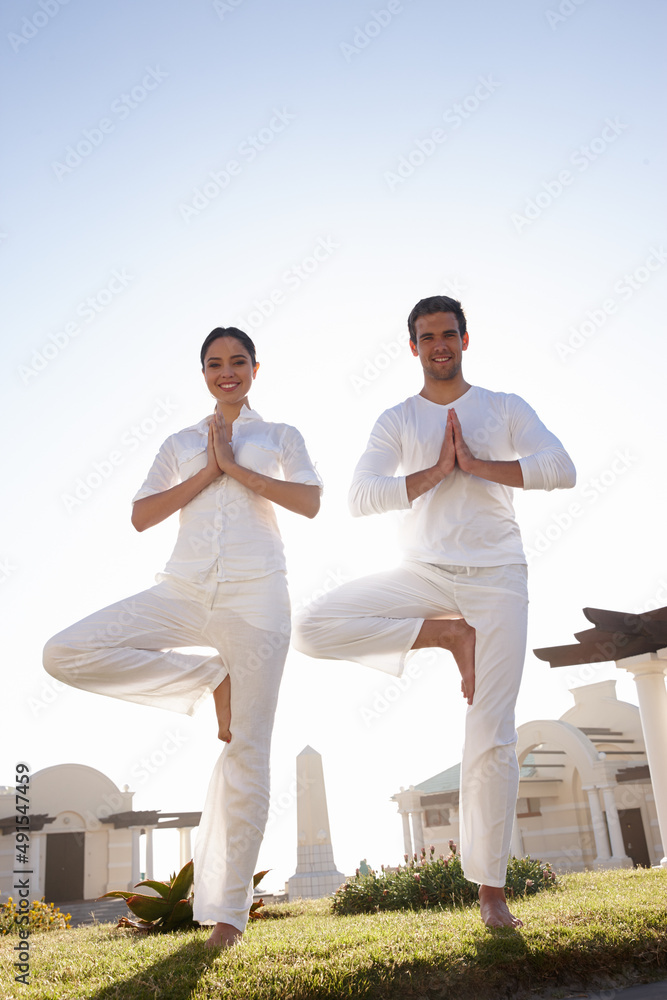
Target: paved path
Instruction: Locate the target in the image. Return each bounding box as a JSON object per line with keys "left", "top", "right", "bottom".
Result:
{"left": 59, "top": 898, "right": 130, "bottom": 927}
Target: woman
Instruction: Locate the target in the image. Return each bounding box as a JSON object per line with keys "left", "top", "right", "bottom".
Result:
{"left": 43, "top": 327, "right": 321, "bottom": 948}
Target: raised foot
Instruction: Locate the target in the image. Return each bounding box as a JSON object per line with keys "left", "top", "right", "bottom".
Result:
{"left": 213, "top": 675, "right": 232, "bottom": 744}
{"left": 478, "top": 885, "right": 523, "bottom": 929}
{"left": 446, "top": 618, "right": 476, "bottom": 706}
{"left": 204, "top": 921, "right": 243, "bottom": 949}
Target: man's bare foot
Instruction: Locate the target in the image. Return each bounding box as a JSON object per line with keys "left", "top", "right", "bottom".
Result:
{"left": 213, "top": 675, "right": 232, "bottom": 743}
{"left": 478, "top": 885, "right": 523, "bottom": 928}
{"left": 204, "top": 921, "right": 242, "bottom": 949}
{"left": 413, "top": 617, "right": 476, "bottom": 705}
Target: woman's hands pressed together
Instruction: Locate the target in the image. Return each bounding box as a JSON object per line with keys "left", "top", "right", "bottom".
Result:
{"left": 209, "top": 410, "right": 236, "bottom": 475}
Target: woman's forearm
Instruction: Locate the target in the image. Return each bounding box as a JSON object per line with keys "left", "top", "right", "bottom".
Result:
{"left": 131, "top": 466, "right": 220, "bottom": 531}
{"left": 225, "top": 464, "right": 320, "bottom": 518}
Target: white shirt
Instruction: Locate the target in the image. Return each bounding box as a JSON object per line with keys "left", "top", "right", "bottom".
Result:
{"left": 133, "top": 407, "right": 322, "bottom": 583}
{"left": 349, "top": 386, "right": 576, "bottom": 567}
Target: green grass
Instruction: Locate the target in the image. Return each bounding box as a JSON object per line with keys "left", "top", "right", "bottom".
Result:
{"left": 1, "top": 868, "right": 666, "bottom": 1000}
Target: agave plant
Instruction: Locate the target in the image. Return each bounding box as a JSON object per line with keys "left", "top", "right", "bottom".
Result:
{"left": 99, "top": 859, "right": 196, "bottom": 932}
{"left": 99, "top": 862, "right": 270, "bottom": 932}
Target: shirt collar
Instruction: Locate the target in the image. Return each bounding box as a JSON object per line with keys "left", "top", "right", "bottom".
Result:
{"left": 194, "top": 405, "right": 263, "bottom": 436}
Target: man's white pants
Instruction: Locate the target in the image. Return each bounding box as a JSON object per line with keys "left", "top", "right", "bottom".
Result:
{"left": 292, "top": 561, "right": 528, "bottom": 887}
{"left": 43, "top": 570, "right": 290, "bottom": 932}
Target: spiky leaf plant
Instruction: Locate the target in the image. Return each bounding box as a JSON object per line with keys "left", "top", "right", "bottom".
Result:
{"left": 99, "top": 859, "right": 196, "bottom": 933}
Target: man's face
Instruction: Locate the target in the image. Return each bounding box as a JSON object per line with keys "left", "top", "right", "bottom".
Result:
{"left": 410, "top": 311, "right": 469, "bottom": 381}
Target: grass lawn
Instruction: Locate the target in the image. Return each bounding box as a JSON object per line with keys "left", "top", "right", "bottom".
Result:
{"left": 1, "top": 868, "right": 666, "bottom": 1000}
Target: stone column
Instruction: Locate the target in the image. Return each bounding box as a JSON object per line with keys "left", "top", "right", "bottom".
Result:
{"left": 411, "top": 810, "right": 425, "bottom": 856}
{"left": 617, "top": 653, "right": 667, "bottom": 867}
{"left": 31, "top": 833, "right": 45, "bottom": 900}
{"left": 400, "top": 811, "right": 412, "bottom": 858}
{"left": 130, "top": 828, "right": 141, "bottom": 888}
{"left": 144, "top": 827, "right": 154, "bottom": 880}
{"left": 510, "top": 817, "right": 523, "bottom": 859}
{"left": 601, "top": 786, "right": 632, "bottom": 867}
{"left": 584, "top": 786, "right": 611, "bottom": 865}
{"left": 179, "top": 828, "right": 192, "bottom": 869}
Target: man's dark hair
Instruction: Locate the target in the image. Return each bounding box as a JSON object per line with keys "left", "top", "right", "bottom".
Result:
{"left": 200, "top": 327, "right": 257, "bottom": 368}
{"left": 407, "top": 296, "right": 467, "bottom": 343}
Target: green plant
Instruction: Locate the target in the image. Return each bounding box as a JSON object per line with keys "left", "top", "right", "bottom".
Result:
{"left": 0, "top": 894, "right": 71, "bottom": 934}
{"left": 100, "top": 862, "right": 271, "bottom": 932}
{"left": 100, "top": 859, "right": 196, "bottom": 933}
{"left": 332, "top": 843, "right": 558, "bottom": 916}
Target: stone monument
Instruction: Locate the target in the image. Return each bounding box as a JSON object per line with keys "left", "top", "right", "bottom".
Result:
{"left": 287, "top": 746, "right": 345, "bottom": 899}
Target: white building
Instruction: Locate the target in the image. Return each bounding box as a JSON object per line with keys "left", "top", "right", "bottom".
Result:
{"left": 393, "top": 681, "right": 661, "bottom": 871}
{"left": 0, "top": 763, "right": 199, "bottom": 904}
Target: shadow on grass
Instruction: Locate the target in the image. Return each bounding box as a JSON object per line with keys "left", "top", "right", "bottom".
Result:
{"left": 87, "top": 932, "right": 217, "bottom": 1000}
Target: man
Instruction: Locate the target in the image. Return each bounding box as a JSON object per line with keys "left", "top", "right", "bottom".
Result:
{"left": 293, "top": 295, "right": 575, "bottom": 928}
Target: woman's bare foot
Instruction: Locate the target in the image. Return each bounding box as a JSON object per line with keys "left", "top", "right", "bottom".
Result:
{"left": 412, "top": 617, "right": 476, "bottom": 705}
{"left": 213, "top": 675, "right": 232, "bottom": 743}
{"left": 478, "top": 885, "right": 523, "bottom": 928}
{"left": 204, "top": 921, "right": 242, "bottom": 949}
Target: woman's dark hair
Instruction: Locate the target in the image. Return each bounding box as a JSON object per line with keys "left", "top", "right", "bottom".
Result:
{"left": 407, "top": 296, "right": 467, "bottom": 342}
{"left": 200, "top": 327, "right": 257, "bottom": 369}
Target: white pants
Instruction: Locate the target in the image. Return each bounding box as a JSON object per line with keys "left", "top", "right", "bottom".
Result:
{"left": 292, "top": 561, "right": 528, "bottom": 887}
{"left": 43, "top": 570, "right": 291, "bottom": 931}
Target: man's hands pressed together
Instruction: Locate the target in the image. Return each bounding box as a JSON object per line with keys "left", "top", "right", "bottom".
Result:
{"left": 406, "top": 408, "right": 523, "bottom": 503}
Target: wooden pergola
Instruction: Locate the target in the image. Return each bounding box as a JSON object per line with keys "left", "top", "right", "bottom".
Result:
{"left": 534, "top": 605, "right": 667, "bottom": 868}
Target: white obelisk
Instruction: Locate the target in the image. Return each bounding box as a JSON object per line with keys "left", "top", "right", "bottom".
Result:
{"left": 287, "top": 746, "right": 345, "bottom": 899}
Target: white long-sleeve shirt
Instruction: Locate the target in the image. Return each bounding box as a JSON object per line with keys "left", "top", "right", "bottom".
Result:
{"left": 349, "top": 386, "right": 575, "bottom": 567}
{"left": 133, "top": 406, "right": 322, "bottom": 583}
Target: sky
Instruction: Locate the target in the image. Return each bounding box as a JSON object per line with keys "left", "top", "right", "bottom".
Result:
{"left": 2, "top": 0, "right": 666, "bottom": 896}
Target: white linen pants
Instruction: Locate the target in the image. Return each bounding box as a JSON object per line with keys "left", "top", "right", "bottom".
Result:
{"left": 43, "top": 570, "right": 291, "bottom": 931}
{"left": 292, "top": 560, "right": 528, "bottom": 887}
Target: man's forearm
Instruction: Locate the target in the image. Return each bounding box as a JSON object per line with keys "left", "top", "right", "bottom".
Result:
{"left": 405, "top": 466, "right": 447, "bottom": 502}
{"left": 464, "top": 458, "right": 524, "bottom": 488}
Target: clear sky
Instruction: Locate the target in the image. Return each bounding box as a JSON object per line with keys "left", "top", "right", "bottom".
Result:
{"left": 2, "top": 0, "right": 666, "bottom": 895}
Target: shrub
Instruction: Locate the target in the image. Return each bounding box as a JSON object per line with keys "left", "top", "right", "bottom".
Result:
{"left": 332, "top": 844, "right": 557, "bottom": 916}
{"left": 0, "top": 895, "right": 71, "bottom": 934}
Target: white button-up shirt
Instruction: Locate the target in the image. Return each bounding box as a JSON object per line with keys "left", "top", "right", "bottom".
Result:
{"left": 133, "top": 407, "right": 322, "bottom": 583}
{"left": 349, "top": 386, "right": 576, "bottom": 567}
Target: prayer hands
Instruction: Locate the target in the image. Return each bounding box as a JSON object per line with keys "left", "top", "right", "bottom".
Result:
{"left": 435, "top": 409, "right": 457, "bottom": 477}
{"left": 436, "top": 408, "right": 477, "bottom": 478}
{"left": 450, "top": 408, "right": 477, "bottom": 473}
{"left": 210, "top": 410, "right": 236, "bottom": 473}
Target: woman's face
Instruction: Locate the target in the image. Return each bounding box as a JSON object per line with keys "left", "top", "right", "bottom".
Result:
{"left": 202, "top": 336, "right": 258, "bottom": 406}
